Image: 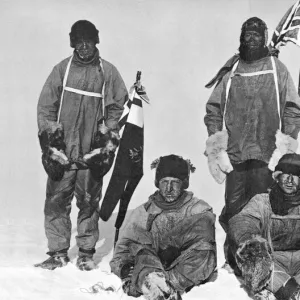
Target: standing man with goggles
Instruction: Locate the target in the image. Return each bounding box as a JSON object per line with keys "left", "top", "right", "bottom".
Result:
{"left": 204, "top": 17, "right": 300, "bottom": 269}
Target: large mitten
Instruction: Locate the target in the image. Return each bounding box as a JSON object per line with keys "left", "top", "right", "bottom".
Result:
{"left": 83, "top": 129, "right": 120, "bottom": 180}
{"left": 142, "top": 272, "right": 181, "bottom": 300}
{"left": 205, "top": 130, "right": 233, "bottom": 184}
{"left": 38, "top": 122, "right": 69, "bottom": 181}
{"left": 235, "top": 236, "right": 273, "bottom": 293}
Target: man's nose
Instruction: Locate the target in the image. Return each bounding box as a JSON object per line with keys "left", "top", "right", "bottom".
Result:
{"left": 166, "top": 182, "right": 173, "bottom": 192}
{"left": 287, "top": 175, "right": 293, "bottom": 183}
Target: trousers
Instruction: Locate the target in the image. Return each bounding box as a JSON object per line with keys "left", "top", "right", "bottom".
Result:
{"left": 44, "top": 169, "right": 103, "bottom": 256}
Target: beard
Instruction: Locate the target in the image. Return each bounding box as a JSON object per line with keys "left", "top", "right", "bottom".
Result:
{"left": 239, "top": 41, "right": 269, "bottom": 62}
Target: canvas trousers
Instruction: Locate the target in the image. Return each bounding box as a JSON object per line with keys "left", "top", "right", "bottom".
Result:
{"left": 44, "top": 169, "right": 103, "bottom": 256}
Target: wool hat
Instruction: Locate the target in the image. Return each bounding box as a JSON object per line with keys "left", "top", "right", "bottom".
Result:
{"left": 69, "top": 20, "right": 99, "bottom": 48}
{"left": 274, "top": 153, "right": 300, "bottom": 178}
{"left": 151, "top": 154, "right": 195, "bottom": 189}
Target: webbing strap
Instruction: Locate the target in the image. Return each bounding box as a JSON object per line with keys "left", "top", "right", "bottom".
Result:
{"left": 234, "top": 70, "right": 274, "bottom": 77}
{"left": 57, "top": 55, "right": 73, "bottom": 123}
{"left": 64, "top": 86, "right": 102, "bottom": 97}
{"left": 57, "top": 55, "right": 104, "bottom": 123}
{"left": 223, "top": 60, "right": 239, "bottom": 129}
{"left": 270, "top": 56, "right": 281, "bottom": 130}
{"left": 223, "top": 57, "right": 281, "bottom": 130}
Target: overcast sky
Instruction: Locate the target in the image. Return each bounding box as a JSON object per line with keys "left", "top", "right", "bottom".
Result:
{"left": 1, "top": 0, "right": 300, "bottom": 223}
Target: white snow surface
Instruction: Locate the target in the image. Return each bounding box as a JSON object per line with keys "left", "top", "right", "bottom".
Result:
{"left": 0, "top": 209, "right": 252, "bottom": 300}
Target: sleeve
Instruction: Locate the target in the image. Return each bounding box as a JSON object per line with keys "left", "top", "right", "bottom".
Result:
{"left": 166, "top": 211, "right": 217, "bottom": 293}
{"left": 278, "top": 61, "right": 300, "bottom": 139}
{"left": 110, "top": 209, "right": 165, "bottom": 292}
{"left": 227, "top": 194, "right": 270, "bottom": 254}
{"left": 37, "top": 65, "right": 63, "bottom": 134}
{"left": 105, "top": 66, "right": 128, "bottom": 131}
{"left": 203, "top": 74, "right": 228, "bottom": 136}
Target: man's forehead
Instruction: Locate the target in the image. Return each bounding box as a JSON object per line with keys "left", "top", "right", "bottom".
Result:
{"left": 160, "top": 177, "right": 182, "bottom": 182}
{"left": 244, "top": 30, "right": 262, "bottom": 34}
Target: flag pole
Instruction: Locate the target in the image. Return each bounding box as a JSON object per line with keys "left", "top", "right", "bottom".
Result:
{"left": 113, "top": 71, "right": 142, "bottom": 248}
{"left": 298, "top": 70, "right": 300, "bottom": 96}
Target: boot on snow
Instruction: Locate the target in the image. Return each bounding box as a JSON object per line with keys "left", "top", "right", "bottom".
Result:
{"left": 76, "top": 256, "right": 97, "bottom": 271}
{"left": 34, "top": 255, "right": 70, "bottom": 270}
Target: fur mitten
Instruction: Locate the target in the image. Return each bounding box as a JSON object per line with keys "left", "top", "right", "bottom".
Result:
{"left": 268, "top": 130, "right": 298, "bottom": 171}
{"left": 38, "top": 122, "right": 69, "bottom": 181}
{"left": 205, "top": 130, "right": 233, "bottom": 184}
{"left": 141, "top": 272, "right": 181, "bottom": 300}
{"left": 235, "top": 236, "right": 273, "bottom": 293}
{"left": 83, "top": 129, "right": 120, "bottom": 180}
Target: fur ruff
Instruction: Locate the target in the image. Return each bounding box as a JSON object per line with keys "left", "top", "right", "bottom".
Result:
{"left": 268, "top": 130, "right": 298, "bottom": 171}
{"left": 235, "top": 235, "right": 273, "bottom": 293}
{"left": 205, "top": 130, "right": 233, "bottom": 184}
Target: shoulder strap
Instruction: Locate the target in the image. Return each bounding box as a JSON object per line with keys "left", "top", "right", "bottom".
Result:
{"left": 270, "top": 56, "right": 281, "bottom": 130}
{"left": 222, "top": 57, "right": 281, "bottom": 131}
{"left": 223, "top": 60, "right": 239, "bottom": 129}
{"left": 57, "top": 55, "right": 73, "bottom": 123}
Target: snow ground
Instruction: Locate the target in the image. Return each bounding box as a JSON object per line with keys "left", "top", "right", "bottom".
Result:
{"left": 0, "top": 208, "right": 251, "bottom": 300}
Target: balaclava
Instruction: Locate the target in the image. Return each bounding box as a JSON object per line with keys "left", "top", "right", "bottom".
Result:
{"left": 69, "top": 20, "right": 99, "bottom": 48}
{"left": 239, "top": 17, "right": 269, "bottom": 62}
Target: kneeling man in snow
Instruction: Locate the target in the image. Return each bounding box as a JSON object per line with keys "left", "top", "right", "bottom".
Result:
{"left": 110, "top": 154, "right": 217, "bottom": 300}
{"left": 228, "top": 153, "right": 300, "bottom": 300}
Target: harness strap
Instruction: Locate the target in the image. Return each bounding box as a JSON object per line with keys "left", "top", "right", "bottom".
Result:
{"left": 223, "top": 57, "right": 281, "bottom": 130}
{"left": 57, "top": 55, "right": 105, "bottom": 124}
{"left": 270, "top": 56, "right": 281, "bottom": 130}
{"left": 64, "top": 86, "right": 102, "bottom": 98}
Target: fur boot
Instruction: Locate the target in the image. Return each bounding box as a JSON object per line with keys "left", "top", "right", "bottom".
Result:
{"left": 205, "top": 130, "right": 233, "bottom": 184}
{"left": 235, "top": 235, "right": 273, "bottom": 293}
{"left": 268, "top": 130, "right": 298, "bottom": 172}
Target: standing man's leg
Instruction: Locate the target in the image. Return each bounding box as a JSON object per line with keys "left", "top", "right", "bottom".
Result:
{"left": 246, "top": 160, "right": 274, "bottom": 202}
{"left": 219, "top": 162, "right": 247, "bottom": 270}
{"left": 75, "top": 169, "right": 103, "bottom": 271}
{"left": 35, "top": 170, "right": 77, "bottom": 270}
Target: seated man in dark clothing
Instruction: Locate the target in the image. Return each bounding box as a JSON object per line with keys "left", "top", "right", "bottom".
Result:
{"left": 110, "top": 154, "right": 217, "bottom": 300}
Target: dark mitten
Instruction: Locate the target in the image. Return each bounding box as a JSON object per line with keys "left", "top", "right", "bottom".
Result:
{"left": 274, "top": 278, "right": 300, "bottom": 300}
{"left": 235, "top": 236, "right": 273, "bottom": 293}
{"left": 158, "top": 246, "right": 181, "bottom": 269}
{"left": 83, "top": 129, "right": 120, "bottom": 179}
{"left": 120, "top": 263, "right": 141, "bottom": 298}
{"left": 38, "top": 123, "right": 69, "bottom": 181}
